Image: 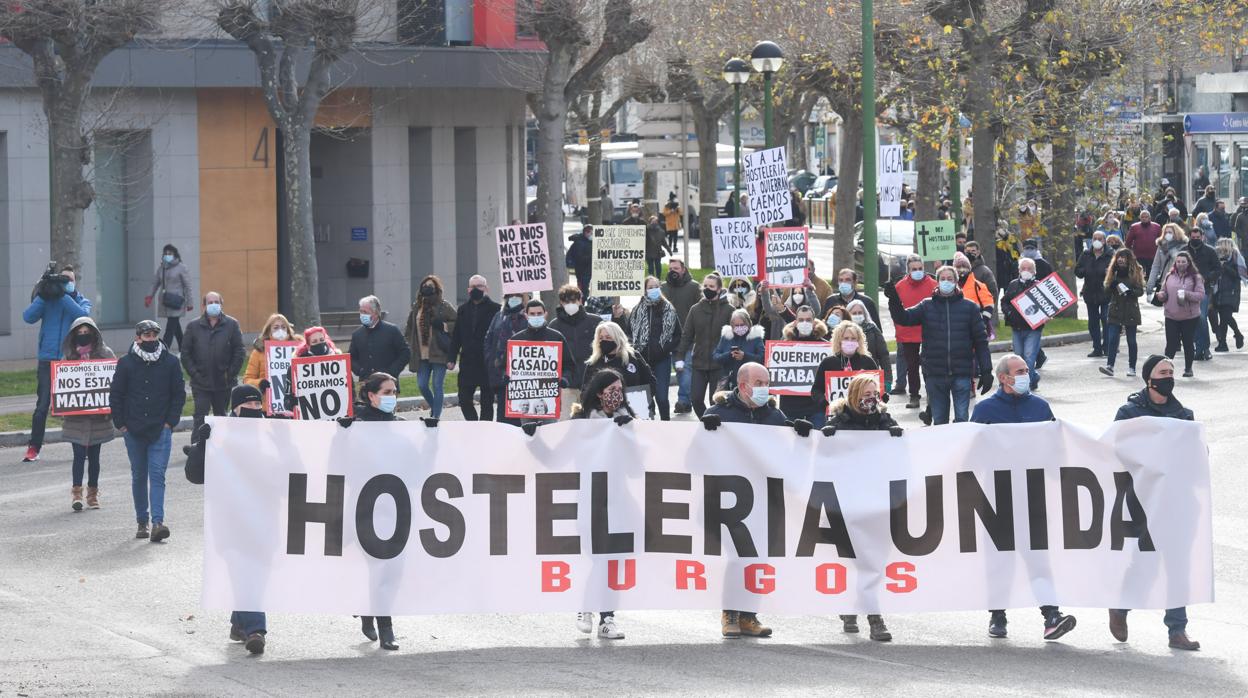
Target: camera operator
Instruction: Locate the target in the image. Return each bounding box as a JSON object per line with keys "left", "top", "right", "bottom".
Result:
{"left": 22, "top": 264, "right": 92, "bottom": 462}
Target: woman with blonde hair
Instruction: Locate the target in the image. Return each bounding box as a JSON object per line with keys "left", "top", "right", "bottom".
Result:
{"left": 243, "top": 313, "right": 299, "bottom": 387}
{"left": 810, "top": 321, "right": 880, "bottom": 409}
{"left": 581, "top": 321, "right": 656, "bottom": 416}
{"left": 824, "top": 372, "right": 900, "bottom": 641}
{"left": 1147, "top": 222, "right": 1188, "bottom": 294}
{"left": 1212, "top": 237, "right": 1246, "bottom": 351}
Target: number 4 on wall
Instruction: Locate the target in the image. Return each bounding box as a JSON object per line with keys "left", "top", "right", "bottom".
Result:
{"left": 253, "top": 127, "right": 270, "bottom": 168}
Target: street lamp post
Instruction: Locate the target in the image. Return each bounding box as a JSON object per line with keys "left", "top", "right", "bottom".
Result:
{"left": 723, "top": 58, "right": 751, "bottom": 215}
{"left": 751, "top": 41, "right": 784, "bottom": 149}
{"left": 861, "top": 1, "right": 879, "bottom": 298}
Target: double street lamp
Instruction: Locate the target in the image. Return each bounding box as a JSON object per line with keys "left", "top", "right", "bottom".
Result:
{"left": 750, "top": 41, "right": 785, "bottom": 149}
{"left": 723, "top": 42, "right": 785, "bottom": 215}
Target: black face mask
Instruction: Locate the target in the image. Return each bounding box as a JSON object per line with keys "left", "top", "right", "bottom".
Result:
{"left": 599, "top": 340, "right": 618, "bottom": 356}
{"left": 468, "top": 288, "right": 485, "bottom": 302}
{"left": 420, "top": 285, "right": 436, "bottom": 297}
{"left": 966, "top": 252, "right": 979, "bottom": 263}
{"left": 958, "top": 272, "right": 969, "bottom": 284}
{"left": 1116, "top": 265, "right": 1128, "bottom": 276}
{"left": 702, "top": 287, "right": 718, "bottom": 300}
{"left": 308, "top": 343, "right": 330, "bottom": 356}
{"left": 74, "top": 333, "right": 94, "bottom": 347}
{"left": 667, "top": 271, "right": 683, "bottom": 285}
{"left": 237, "top": 408, "right": 265, "bottom": 419}
{"left": 1190, "top": 238, "right": 1203, "bottom": 248}
{"left": 139, "top": 340, "right": 160, "bottom": 353}
{"left": 1150, "top": 377, "right": 1175, "bottom": 397}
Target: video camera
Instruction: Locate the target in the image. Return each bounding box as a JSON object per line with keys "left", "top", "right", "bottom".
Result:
{"left": 34, "top": 261, "right": 71, "bottom": 302}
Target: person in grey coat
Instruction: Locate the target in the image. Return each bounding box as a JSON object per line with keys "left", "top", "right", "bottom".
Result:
{"left": 60, "top": 317, "right": 116, "bottom": 512}
{"left": 146, "top": 244, "right": 194, "bottom": 351}
{"left": 181, "top": 291, "right": 246, "bottom": 432}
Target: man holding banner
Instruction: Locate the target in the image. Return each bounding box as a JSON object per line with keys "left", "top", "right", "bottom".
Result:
{"left": 1002, "top": 258, "right": 1045, "bottom": 389}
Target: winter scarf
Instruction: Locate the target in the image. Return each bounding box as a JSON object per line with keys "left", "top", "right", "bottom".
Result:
{"left": 633, "top": 297, "right": 677, "bottom": 351}
{"left": 132, "top": 340, "right": 164, "bottom": 364}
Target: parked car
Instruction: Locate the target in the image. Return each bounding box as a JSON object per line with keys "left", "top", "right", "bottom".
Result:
{"left": 788, "top": 169, "right": 817, "bottom": 195}
{"left": 853, "top": 219, "right": 915, "bottom": 282}
{"left": 809, "top": 174, "right": 838, "bottom": 198}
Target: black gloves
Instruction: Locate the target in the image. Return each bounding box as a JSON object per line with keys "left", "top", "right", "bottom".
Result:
{"left": 559, "top": 378, "right": 569, "bottom": 389}
{"left": 521, "top": 422, "right": 538, "bottom": 436}
{"left": 978, "top": 371, "right": 994, "bottom": 395}
{"left": 258, "top": 379, "right": 270, "bottom": 394}
{"left": 889, "top": 425, "right": 904, "bottom": 437}
{"left": 195, "top": 423, "right": 212, "bottom": 442}
{"left": 421, "top": 417, "right": 439, "bottom": 428}
{"left": 882, "top": 280, "right": 899, "bottom": 299}
{"left": 283, "top": 393, "right": 296, "bottom": 412}
{"left": 701, "top": 414, "right": 722, "bottom": 431}
{"left": 792, "top": 418, "right": 813, "bottom": 437}
{"left": 336, "top": 416, "right": 354, "bottom": 428}
{"left": 821, "top": 424, "right": 837, "bottom": 437}
{"left": 881, "top": 391, "right": 890, "bottom": 404}
{"left": 613, "top": 414, "right": 634, "bottom": 427}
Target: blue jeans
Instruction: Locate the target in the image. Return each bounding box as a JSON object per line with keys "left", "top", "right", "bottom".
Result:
{"left": 925, "top": 375, "right": 972, "bottom": 425}
{"left": 231, "top": 610, "right": 266, "bottom": 635}
{"left": 1012, "top": 327, "right": 1043, "bottom": 385}
{"left": 123, "top": 429, "right": 172, "bottom": 525}
{"left": 1196, "top": 293, "right": 1211, "bottom": 354}
{"left": 677, "top": 349, "right": 692, "bottom": 404}
{"left": 1112, "top": 607, "right": 1187, "bottom": 635}
{"left": 1105, "top": 324, "right": 1137, "bottom": 369}
{"left": 1087, "top": 300, "right": 1109, "bottom": 353}
{"left": 417, "top": 360, "right": 448, "bottom": 418}
{"left": 652, "top": 356, "right": 673, "bottom": 420}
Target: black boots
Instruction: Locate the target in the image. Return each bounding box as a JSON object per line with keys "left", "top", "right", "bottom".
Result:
{"left": 378, "top": 623, "right": 398, "bottom": 651}
{"left": 360, "top": 616, "right": 378, "bottom": 641}
{"left": 360, "top": 615, "right": 397, "bottom": 650}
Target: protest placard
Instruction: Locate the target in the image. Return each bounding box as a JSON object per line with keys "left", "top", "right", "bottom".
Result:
{"left": 743, "top": 146, "right": 791, "bottom": 228}
{"left": 291, "top": 354, "right": 354, "bottom": 421}
{"left": 711, "top": 217, "right": 758, "bottom": 278}
{"left": 264, "top": 341, "right": 299, "bottom": 416}
{"left": 879, "top": 144, "right": 904, "bottom": 218}
{"left": 50, "top": 359, "right": 116, "bottom": 416}
{"left": 506, "top": 341, "right": 562, "bottom": 420}
{"left": 824, "top": 370, "right": 885, "bottom": 414}
{"left": 764, "top": 227, "right": 810, "bottom": 288}
{"left": 764, "top": 341, "right": 833, "bottom": 396}
{"left": 496, "top": 223, "right": 552, "bottom": 295}
{"left": 1010, "top": 273, "right": 1078, "bottom": 329}
{"left": 625, "top": 385, "right": 652, "bottom": 420}
{"left": 591, "top": 225, "right": 646, "bottom": 296}
{"left": 915, "top": 219, "right": 956, "bottom": 261}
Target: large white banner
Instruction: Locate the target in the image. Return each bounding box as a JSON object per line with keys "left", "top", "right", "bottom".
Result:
{"left": 203, "top": 419, "right": 1212, "bottom": 616}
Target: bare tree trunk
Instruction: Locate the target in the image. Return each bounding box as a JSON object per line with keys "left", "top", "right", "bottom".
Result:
{"left": 915, "top": 138, "right": 941, "bottom": 222}
{"left": 793, "top": 121, "right": 808, "bottom": 171}
{"left": 643, "top": 170, "right": 657, "bottom": 218}
{"left": 692, "top": 108, "right": 720, "bottom": 270}
{"left": 968, "top": 55, "right": 998, "bottom": 275}
{"left": 585, "top": 89, "right": 603, "bottom": 225}
{"left": 281, "top": 123, "right": 320, "bottom": 329}
{"left": 47, "top": 91, "right": 92, "bottom": 270}
{"left": 1049, "top": 130, "right": 1079, "bottom": 318}
{"left": 534, "top": 50, "right": 575, "bottom": 302}
{"left": 833, "top": 111, "right": 863, "bottom": 274}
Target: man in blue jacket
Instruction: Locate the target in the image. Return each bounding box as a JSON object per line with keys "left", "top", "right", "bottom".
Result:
{"left": 21, "top": 265, "right": 92, "bottom": 462}
{"left": 971, "top": 353, "right": 1076, "bottom": 642}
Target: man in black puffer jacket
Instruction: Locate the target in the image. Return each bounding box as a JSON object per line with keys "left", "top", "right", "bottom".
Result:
{"left": 886, "top": 265, "right": 992, "bottom": 425}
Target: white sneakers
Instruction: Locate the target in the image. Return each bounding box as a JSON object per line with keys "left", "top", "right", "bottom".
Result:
{"left": 575, "top": 612, "right": 624, "bottom": 639}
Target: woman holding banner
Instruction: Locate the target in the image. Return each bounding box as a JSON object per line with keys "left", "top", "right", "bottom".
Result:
{"left": 569, "top": 368, "right": 634, "bottom": 641}
{"left": 243, "top": 314, "right": 299, "bottom": 387}
{"left": 809, "top": 323, "right": 881, "bottom": 410}
{"left": 60, "top": 317, "right": 115, "bottom": 512}
{"left": 581, "top": 322, "right": 656, "bottom": 419}
{"left": 777, "top": 306, "right": 830, "bottom": 428}
{"left": 630, "top": 277, "right": 682, "bottom": 421}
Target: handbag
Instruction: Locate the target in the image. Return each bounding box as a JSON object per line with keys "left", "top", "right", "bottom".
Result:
{"left": 159, "top": 269, "right": 184, "bottom": 309}
{"left": 433, "top": 326, "right": 453, "bottom": 355}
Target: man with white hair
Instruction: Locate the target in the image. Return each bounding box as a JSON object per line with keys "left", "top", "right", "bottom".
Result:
{"left": 971, "top": 353, "right": 1075, "bottom": 641}
{"left": 350, "top": 294, "right": 411, "bottom": 380}
{"left": 1001, "top": 258, "right": 1045, "bottom": 389}
{"left": 449, "top": 275, "right": 501, "bottom": 420}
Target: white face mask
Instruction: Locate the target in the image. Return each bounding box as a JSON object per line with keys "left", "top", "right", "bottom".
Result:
{"left": 562, "top": 303, "right": 581, "bottom": 316}
{"left": 791, "top": 293, "right": 804, "bottom": 305}
{"left": 1165, "top": 233, "right": 1174, "bottom": 243}
{"left": 1020, "top": 271, "right": 1035, "bottom": 282}
{"left": 750, "top": 386, "right": 770, "bottom": 407}
{"left": 1092, "top": 240, "right": 1104, "bottom": 250}
{"left": 796, "top": 321, "right": 813, "bottom": 336}
{"left": 271, "top": 328, "right": 289, "bottom": 341}
{"left": 851, "top": 314, "right": 866, "bottom": 324}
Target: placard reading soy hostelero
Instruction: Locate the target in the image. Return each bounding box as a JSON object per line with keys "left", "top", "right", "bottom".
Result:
{"left": 591, "top": 225, "right": 646, "bottom": 296}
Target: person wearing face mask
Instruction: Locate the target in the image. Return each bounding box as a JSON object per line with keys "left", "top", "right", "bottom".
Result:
{"left": 509, "top": 301, "right": 575, "bottom": 417}
{"left": 725, "top": 277, "right": 757, "bottom": 313}
{"left": 549, "top": 285, "right": 603, "bottom": 416}
{"left": 1192, "top": 184, "right": 1217, "bottom": 218}
{"left": 484, "top": 293, "right": 531, "bottom": 422}
{"left": 1182, "top": 227, "right": 1222, "bottom": 360}
{"left": 181, "top": 292, "right": 246, "bottom": 433}
{"left": 702, "top": 362, "right": 786, "bottom": 639}
{"left": 661, "top": 259, "right": 701, "bottom": 414}
{"left": 845, "top": 299, "right": 892, "bottom": 391}
{"left": 403, "top": 275, "right": 458, "bottom": 419}
{"left": 182, "top": 383, "right": 279, "bottom": 655}
{"left": 1126, "top": 209, "right": 1160, "bottom": 274}
{"left": 1231, "top": 197, "right": 1248, "bottom": 251}
{"left": 1145, "top": 223, "right": 1187, "bottom": 295}
{"left": 145, "top": 244, "right": 193, "bottom": 351}
{"left": 1155, "top": 251, "right": 1206, "bottom": 377}
{"left": 59, "top": 317, "right": 115, "bottom": 512}
{"left": 828, "top": 268, "right": 881, "bottom": 326}
{"left": 952, "top": 253, "right": 997, "bottom": 337}
{"left": 885, "top": 265, "right": 993, "bottom": 425}
{"left": 1075, "top": 231, "right": 1114, "bottom": 358}
{"left": 580, "top": 321, "right": 655, "bottom": 414}
{"left": 645, "top": 213, "right": 673, "bottom": 278}
{"left": 963, "top": 241, "right": 999, "bottom": 303}
{"left": 712, "top": 309, "right": 765, "bottom": 391}
{"left": 778, "top": 305, "right": 830, "bottom": 427}
{"left": 110, "top": 320, "right": 186, "bottom": 542}
{"left": 350, "top": 295, "right": 412, "bottom": 383}
{"left": 810, "top": 322, "right": 882, "bottom": 411}
{"left": 243, "top": 314, "right": 300, "bottom": 388}
{"left": 891, "top": 255, "right": 937, "bottom": 409}
{"left": 970, "top": 354, "right": 1078, "bottom": 643}
{"left": 21, "top": 264, "right": 92, "bottom": 463}
{"left": 1001, "top": 258, "right": 1046, "bottom": 389}
{"left": 282, "top": 327, "right": 342, "bottom": 413}
{"left": 629, "top": 277, "right": 682, "bottom": 420}
{"left": 995, "top": 227, "right": 1022, "bottom": 292}
{"left": 756, "top": 280, "right": 822, "bottom": 339}
{"left": 1109, "top": 355, "right": 1200, "bottom": 651}
{"left": 1099, "top": 248, "right": 1144, "bottom": 377}
{"left": 1210, "top": 199, "right": 1232, "bottom": 239}
{"left": 1211, "top": 238, "right": 1245, "bottom": 352}
{"left": 675, "top": 273, "right": 735, "bottom": 417}
{"left": 448, "top": 275, "right": 501, "bottom": 421}
{"left": 566, "top": 224, "right": 595, "bottom": 297}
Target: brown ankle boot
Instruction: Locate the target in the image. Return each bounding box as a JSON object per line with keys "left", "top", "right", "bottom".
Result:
{"left": 86, "top": 487, "right": 100, "bottom": 510}
{"left": 1168, "top": 632, "right": 1200, "bottom": 651}
{"left": 738, "top": 613, "right": 772, "bottom": 638}
{"left": 720, "top": 611, "right": 741, "bottom": 638}
{"left": 71, "top": 486, "right": 84, "bottom": 512}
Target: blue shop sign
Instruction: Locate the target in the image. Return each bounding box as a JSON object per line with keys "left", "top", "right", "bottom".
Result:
{"left": 1183, "top": 113, "right": 1248, "bottom": 134}
{"left": 351, "top": 227, "right": 368, "bottom": 241}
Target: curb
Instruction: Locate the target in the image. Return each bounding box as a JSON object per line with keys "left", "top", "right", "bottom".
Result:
{"left": 989, "top": 330, "right": 1091, "bottom": 354}
{"left": 0, "top": 393, "right": 461, "bottom": 449}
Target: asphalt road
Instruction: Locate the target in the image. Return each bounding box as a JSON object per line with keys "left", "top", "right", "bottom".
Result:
{"left": 2, "top": 320, "right": 1246, "bottom": 696}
